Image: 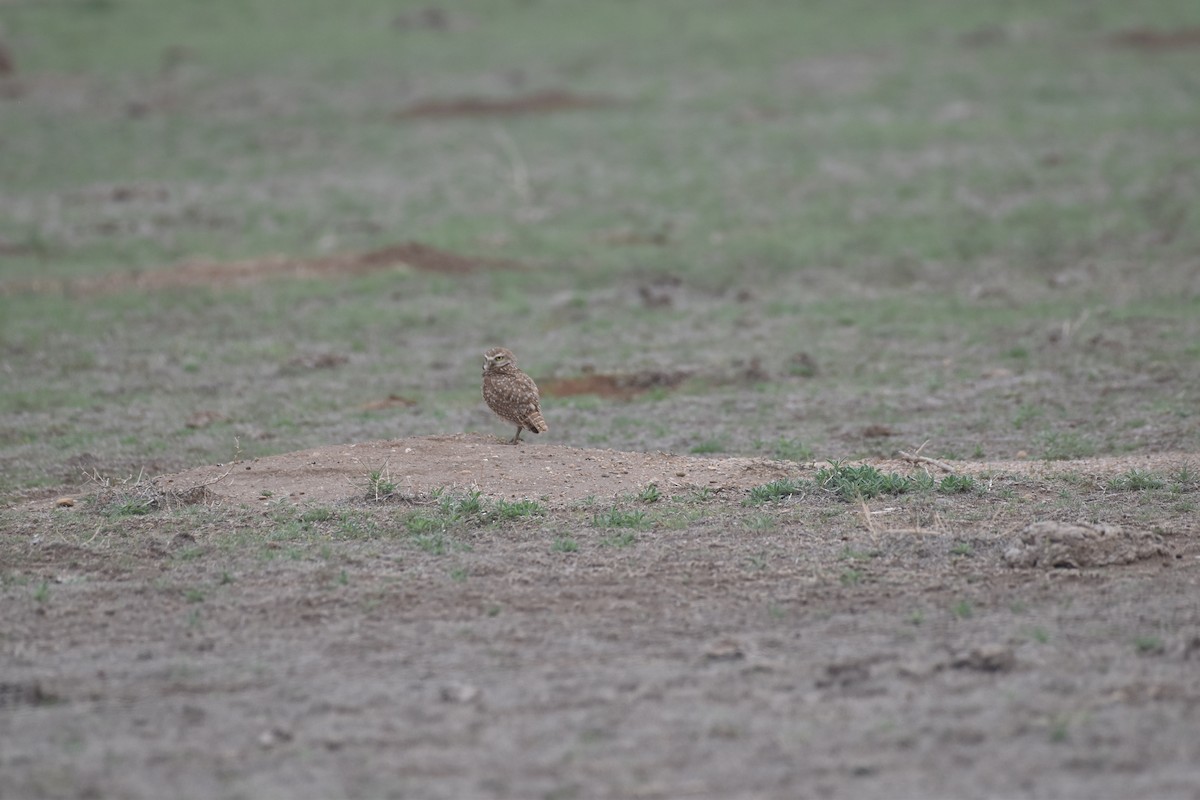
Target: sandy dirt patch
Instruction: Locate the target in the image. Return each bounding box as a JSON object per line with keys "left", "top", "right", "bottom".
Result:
{"left": 149, "top": 433, "right": 798, "bottom": 508}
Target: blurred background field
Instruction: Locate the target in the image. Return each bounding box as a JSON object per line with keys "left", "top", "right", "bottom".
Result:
{"left": 1, "top": 0, "right": 1198, "bottom": 500}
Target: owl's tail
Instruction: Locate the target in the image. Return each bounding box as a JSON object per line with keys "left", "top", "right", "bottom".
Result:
{"left": 524, "top": 410, "right": 549, "bottom": 434}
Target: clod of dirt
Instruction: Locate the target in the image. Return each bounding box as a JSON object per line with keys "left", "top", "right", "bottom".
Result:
{"left": 1184, "top": 636, "right": 1200, "bottom": 661}
{"left": 257, "top": 727, "right": 293, "bottom": 749}
{"left": 786, "top": 351, "right": 818, "bottom": 377}
{"left": 0, "top": 681, "right": 55, "bottom": 708}
{"left": 1109, "top": 28, "right": 1200, "bottom": 51}
{"left": 859, "top": 424, "right": 895, "bottom": 439}
{"left": 440, "top": 683, "right": 481, "bottom": 703}
{"left": 596, "top": 226, "right": 672, "bottom": 248}
{"left": 703, "top": 638, "right": 746, "bottom": 662}
{"left": 0, "top": 39, "right": 14, "bottom": 76}
{"left": 1003, "top": 521, "right": 1170, "bottom": 569}
{"left": 282, "top": 352, "right": 349, "bottom": 373}
{"left": 952, "top": 644, "right": 1016, "bottom": 673}
{"left": 185, "top": 410, "right": 225, "bottom": 429}
{"left": 396, "top": 89, "right": 618, "bottom": 119}
{"left": 817, "top": 660, "right": 872, "bottom": 688}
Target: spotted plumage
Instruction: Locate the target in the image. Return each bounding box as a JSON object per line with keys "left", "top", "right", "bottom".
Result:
{"left": 482, "top": 347, "right": 548, "bottom": 445}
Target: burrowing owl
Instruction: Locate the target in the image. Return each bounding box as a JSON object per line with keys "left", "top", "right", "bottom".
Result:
{"left": 482, "top": 346, "right": 548, "bottom": 444}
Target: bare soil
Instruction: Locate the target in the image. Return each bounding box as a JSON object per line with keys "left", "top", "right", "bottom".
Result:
{"left": 1109, "top": 27, "right": 1200, "bottom": 50}
{"left": 149, "top": 434, "right": 796, "bottom": 508}
{"left": 395, "top": 89, "right": 619, "bottom": 119}
{"left": 0, "top": 241, "right": 520, "bottom": 297}
{"left": 3, "top": 438, "right": 1198, "bottom": 799}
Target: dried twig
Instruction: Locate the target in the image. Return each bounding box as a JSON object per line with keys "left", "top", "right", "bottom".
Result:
{"left": 491, "top": 125, "right": 532, "bottom": 204}
{"left": 874, "top": 527, "right": 946, "bottom": 536}
{"left": 898, "top": 449, "right": 957, "bottom": 474}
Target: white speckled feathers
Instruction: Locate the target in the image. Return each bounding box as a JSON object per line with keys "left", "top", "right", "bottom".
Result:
{"left": 482, "top": 347, "right": 548, "bottom": 444}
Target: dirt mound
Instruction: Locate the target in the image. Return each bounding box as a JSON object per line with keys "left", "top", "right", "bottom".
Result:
{"left": 53, "top": 442, "right": 1196, "bottom": 512}
{"left": 0, "top": 241, "right": 521, "bottom": 296}
{"left": 1109, "top": 27, "right": 1200, "bottom": 50}
{"left": 1003, "top": 521, "right": 1172, "bottom": 568}
{"left": 396, "top": 89, "right": 618, "bottom": 119}
{"left": 148, "top": 434, "right": 797, "bottom": 508}
{"left": 539, "top": 370, "right": 691, "bottom": 400}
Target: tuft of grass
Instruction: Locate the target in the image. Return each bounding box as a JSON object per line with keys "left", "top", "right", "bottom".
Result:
{"left": 745, "top": 478, "right": 806, "bottom": 505}
{"left": 938, "top": 474, "right": 976, "bottom": 494}
{"left": 744, "top": 551, "right": 769, "bottom": 571}
{"left": 637, "top": 483, "right": 661, "bottom": 503}
{"left": 744, "top": 513, "right": 776, "bottom": 531}
{"left": 1039, "top": 431, "right": 1096, "bottom": 461}
{"left": 1170, "top": 463, "right": 1196, "bottom": 491}
{"left": 336, "top": 512, "right": 380, "bottom": 540}
{"left": 492, "top": 498, "right": 545, "bottom": 520}
{"left": 690, "top": 439, "right": 725, "bottom": 455}
{"left": 951, "top": 600, "right": 974, "bottom": 619}
{"left": 365, "top": 465, "right": 398, "bottom": 501}
{"left": 592, "top": 508, "right": 648, "bottom": 529}
{"left": 551, "top": 536, "right": 578, "bottom": 553}
{"left": 840, "top": 568, "right": 864, "bottom": 586}
{"left": 600, "top": 531, "right": 638, "bottom": 548}
{"left": 1107, "top": 469, "right": 1165, "bottom": 492}
{"left": 299, "top": 507, "right": 335, "bottom": 524}
{"left": 437, "top": 489, "right": 484, "bottom": 520}
{"left": 950, "top": 542, "right": 974, "bottom": 557}
{"left": 184, "top": 588, "right": 204, "bottom": 604}
{"left": 772, "top": 438, "right": 813, "bottom": 463}
{"left": 814, "top": 462, "right": 926, "bottom": 500}
{"left": 33, "top": 581, "right": 51, "bottom": 603}
{"left": 839, "top": 547, "right": 874, "bottom": 561}
{"left": 411, "top": 533, "right": 448, "bottom": 556}
{"left": 1133, "top": 635, "right": 1165, "bottom": 655}
{"left": 109, "top": 497, "right": 155, "bottom": 517}
{"left": 405, "top": 513, "right": 442, "bottom": 535}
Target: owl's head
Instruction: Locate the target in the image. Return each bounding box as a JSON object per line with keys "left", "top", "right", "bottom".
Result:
{"left": 483, "top": 346, "right": 517, "bottom": 373}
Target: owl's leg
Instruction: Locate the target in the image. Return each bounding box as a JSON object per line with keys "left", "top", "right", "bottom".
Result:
{"left": 510, "top": 426, "right": 523, "bottom": 445}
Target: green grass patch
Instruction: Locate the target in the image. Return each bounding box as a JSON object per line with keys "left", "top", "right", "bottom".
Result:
{"left": 637, "top": 484, "right": 661, "bottom": 503}
{"left": 938, "top": 474, "right": 977, "bottom": 494}
{"left": 771, "top": 438, "right": 813, "bottom": 463}
{"left": 492, "top": 499, "right": 545, "bottom": 520}
{"left": 1108, "top": 469, "right": 1166, "bottom": 492}
{"left": 592, "top": 508, "right": 649, "bottom": 529}
{"left": 600, "top": 531, "right": 638, "bottom": 548}
{"left": 745, "top": 478, "right": 807, "bottom": 505}
{"left": 814, "top": 463, "right": 931, "bottom": 501}
{"left": 551, "top": 536, "right": 579, "bottom": 553}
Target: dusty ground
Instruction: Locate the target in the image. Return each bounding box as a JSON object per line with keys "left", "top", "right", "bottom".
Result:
{"left": 3, "top": 439, "right": 1198, "bottom": 799}
{"left": 2, "top": 8, "right": 1199, "bottom": 798}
